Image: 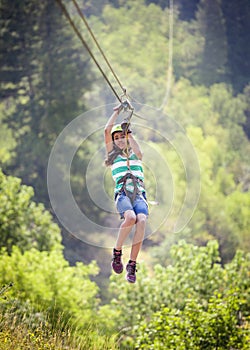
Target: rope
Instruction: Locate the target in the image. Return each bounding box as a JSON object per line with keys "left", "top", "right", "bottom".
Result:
{"left": 125, "top": 132, "right": 130, "bottom": 171}
{"left": 56, "top": 0, "right": 146, "bottom": 121}
{"left": 71, "top": 0, "right": 126, "bottom": 95}
{"left": 124, "top": 109, "right": 135, "bottom": 179}
{"left": 56, "top": 0, "right": 122, "bottom": 102}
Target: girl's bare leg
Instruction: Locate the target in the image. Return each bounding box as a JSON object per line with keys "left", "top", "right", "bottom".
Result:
{"left": 115, "top": 210, "right": 136, "bottom": 250}
{"left": 130, "top": 213, "right": 147, "bottom": 261}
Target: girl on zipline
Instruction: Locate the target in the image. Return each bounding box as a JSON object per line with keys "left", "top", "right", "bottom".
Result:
{"left": 104, "top": 103, "right": 148, "bottom": 283}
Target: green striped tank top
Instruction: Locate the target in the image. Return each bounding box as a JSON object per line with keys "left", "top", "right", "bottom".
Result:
{"left": 111, "top": 152, "right": 145, "bottom": 194}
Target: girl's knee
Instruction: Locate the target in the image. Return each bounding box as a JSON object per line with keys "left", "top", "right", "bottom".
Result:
{"left": 136, "top": 214, "right": 147, "bottom": 225}
{"left": 124, "top": 210, "right": 136, "bottom": 225}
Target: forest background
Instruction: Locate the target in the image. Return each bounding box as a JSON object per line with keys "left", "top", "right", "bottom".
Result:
{"left": 0, "top": 0, "right": 250, "bottom": 349}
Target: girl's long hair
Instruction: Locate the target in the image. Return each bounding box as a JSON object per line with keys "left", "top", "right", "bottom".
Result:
{"left": 105, "top": 142, "right": 130, "bottom": 166}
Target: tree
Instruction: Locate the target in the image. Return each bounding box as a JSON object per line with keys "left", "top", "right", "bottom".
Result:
{"left": 221, "top": 0, "right": 250, "bottom": 93}
{"left": 135, "top": 292, "right": 249, "bottom": 349}
{"left": 0, "top": 103, "right": 16, "bottom": 165}
{"left": 108, "top": 241, "right": 250, "bottom": 348}
{"left": 0, "top": 246, "right": 113, "bottom": 346}
{"left": 242, "top": 84, "right": 250, "bottom": 139}
{"left": 88, "top": 0, "right": 172, "bottom": 107}
{"left": 0, "top": 169, "right": 61, "bottom": 253}
{"left": 158, "top": 81, "right": 250, "bottom": 263}
{"left": 196, "top": 0, "right": 229, "bottom": 86}
{"left": 175, "top": 0, "right": 200, "bottom": 21}
{"left": 0, "top": 0, "right": 93, "bottom": 204}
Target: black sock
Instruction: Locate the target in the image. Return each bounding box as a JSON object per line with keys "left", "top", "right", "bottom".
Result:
{"left": 114, "top": 248, "right": 122, "bottom": 253}
{"left": 129, "top": 260, "right": 136, "bottom": 264}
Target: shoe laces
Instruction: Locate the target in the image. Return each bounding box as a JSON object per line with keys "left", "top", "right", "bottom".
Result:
{"left": 113, "top": 250, "right": 122, "bottom": 264}
{"left": 127, "top": 262, "right": 137, "bottom": 275}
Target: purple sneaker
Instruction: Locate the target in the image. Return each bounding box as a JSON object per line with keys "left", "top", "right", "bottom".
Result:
{"left": 126, "top": 260, "right": 137, "bottom": 283}
{"left": 111, "top": 249, "right": 123, "bottom": 274}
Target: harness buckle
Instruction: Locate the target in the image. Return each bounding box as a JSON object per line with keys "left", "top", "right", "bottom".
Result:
{"left": 117, "top": 172, "right": 144, "bottom": 203}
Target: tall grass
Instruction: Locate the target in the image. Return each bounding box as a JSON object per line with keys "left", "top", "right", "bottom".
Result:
{"left": 0, "top": 285, "right": 118, "bottom": 350}
{"left": 0, "top": 309, "right": 118, "bottom": 350}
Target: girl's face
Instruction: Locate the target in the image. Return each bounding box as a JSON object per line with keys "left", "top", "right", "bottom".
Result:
{"left": 113, "top": 132, "right": 126, "bottom": 149}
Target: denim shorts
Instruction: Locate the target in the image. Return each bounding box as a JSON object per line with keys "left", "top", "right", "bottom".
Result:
{"left": 115, "top": 191, "right": 148, "bottom": 219}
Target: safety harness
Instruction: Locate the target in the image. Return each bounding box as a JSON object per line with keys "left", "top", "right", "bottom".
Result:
{"left": 117, "top": 172, "right": 145, "bottom": 203}
{"left": 106, "top": 99, "right": 146, "bottom": 203}
{"left": 117, "top": 102, "right": 145, "bottom": 202}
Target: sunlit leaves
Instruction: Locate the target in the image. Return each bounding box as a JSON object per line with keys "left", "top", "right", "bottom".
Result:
{"left": 0, "top": 170, "right": 61, "bottom": 253}
{"left": 109, "top": 241, "right": 250, "bottom": 348}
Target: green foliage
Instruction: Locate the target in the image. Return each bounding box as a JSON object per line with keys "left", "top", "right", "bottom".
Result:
{"left": 0, "top": 1, "right": 250, "bottom": 348}
{"left": 151, "top": 80, "right": 250, "bottom": 262}
{"left": 89, "top": 0, "right": 173, "bottom": 105}
{"left": 185, "top": 124, "right": 250, "bottom": 262}
{"left": 0, "top": 169, "right": 61, "bottom": 253}
{"left": 0, "top": 247, "right": 119, "bottom": 349}
{"left": 0, "top": 103, "right": 16, "bottom": 165}
{"left": 0, "top": 247, "right": 99, "bottom": 326}
{"left": 221, "top": 0, "right": 250, "bottom": 92}
{"left": 108, "top": 241, "right": 250, "bottom": 347}
{"left": 172, "top": 20, "right": 204, "bottom": 84}
{"left": 0, "top": 298, "right": 118, "bottom": 350}
{"left": 196, "top": 0, "right": 229, "bottom": 86}
{"left": 0, "top": 0, "right": 93, "bottom": 205}
{"left": 0, "top": 309, "right": 118, "bottom": 350}
{"left": 224, "top": 190, "right": 250, "bottom": 252}
{"left": 135, "top": 291, "right": 249, "bottom": 349}
{"left": 0, "top": 315, "right": 82, "bottom": 350}
{"left": 1, "top": 0, "right": 249, "bottom": 263}
{"left": 149, "top": 123, "right": 249, "bottom": 263}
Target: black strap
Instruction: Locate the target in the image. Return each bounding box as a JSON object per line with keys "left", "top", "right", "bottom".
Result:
{"left": 117, "top": 173, "right": 144, "bottom": 202}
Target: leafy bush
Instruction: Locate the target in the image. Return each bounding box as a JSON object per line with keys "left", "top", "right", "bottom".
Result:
{"left": 135, "top": 291, "right": 249, "bottom": 349}
{"left": 0, "top": 247, "right": 99, "bottom": 329}
{"left": 0, "top": 169, "right": 61, "bottom": 253}
{"left": 0, "top": 250, "right": 119, "bottom": 349}
{"left": 108, "top": 241, "right": 250, "bottom": 348}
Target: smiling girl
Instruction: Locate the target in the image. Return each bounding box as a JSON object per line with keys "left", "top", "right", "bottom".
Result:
{"left": 104, "top": 104, "right": 148, "bottom": 283}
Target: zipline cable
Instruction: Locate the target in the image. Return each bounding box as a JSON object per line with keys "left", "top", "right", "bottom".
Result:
{"left": 71, "top": 0, "right": 126, "bottom": 95}
{"left": 57, "top": 0, "right": 152, "bottom": 201}
{"left": 56, "top": 0, "right": 122, "bottom": 103}
{"left": 56, "top": 0, "right": 145, "bottom": 120}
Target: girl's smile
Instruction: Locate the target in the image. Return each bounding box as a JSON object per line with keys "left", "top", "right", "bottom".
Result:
{"left": 114, "top": 132, "right": 126, "bottom": 149}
